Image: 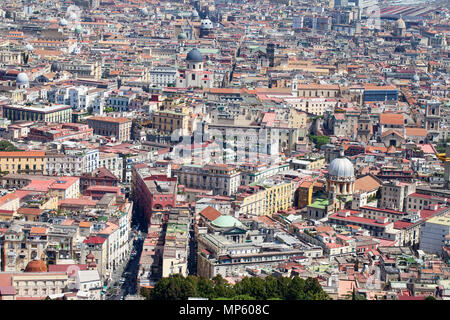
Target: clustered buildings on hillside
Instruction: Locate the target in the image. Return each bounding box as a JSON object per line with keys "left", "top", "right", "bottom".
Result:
{"left": 0, "top": 0, "right": 449, "bottom": 300}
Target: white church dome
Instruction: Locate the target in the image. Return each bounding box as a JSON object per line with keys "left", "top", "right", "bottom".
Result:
{"left": 328, "top": 157, "right": 354, "bottom": 178}
{"left": 16, "top": 72, "right": 29, "bottom": 85}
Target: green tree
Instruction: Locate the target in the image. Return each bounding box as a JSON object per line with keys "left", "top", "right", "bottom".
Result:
{"left": 425, "top": 295, "right": 436, "bottom": 300}
{"left": 286, "top": 276, "right": 306, "bottom": 300}
{"left": 211, "top": 274, "right": 235, "bottom": 299}
{"left": 230, "top": 294, "right": 256, "bottom": 300}
{"left": 276, "top": 276, "right": 292, "bottom": 299}
{"left": 150, "top": 274, "right": 196, "bottom": 300}
{"left": 5, "top": 11, "right": 11, "bottom": 19}
{"left": 304, "top": 277, "right": 328, "bottom": 300}
{"left": 196, "top": 276, "right": 215, "bottom": 298}
{"left": 263, "top": 276, "right": 282, "bottom": 299}
{"left": 234, "top": 277, "right": 267, "bottom": 299}
{"left": 0, "top": 140, "right": 21, "bottom": 151}
{"left": 308, "top": 135, "right": 331, "bottom": 149}
{"left": 347, "top": 288, "right": 366, "bottom": 300}
{"left": 147, "top": 274, "right": 329, "bottom": 301}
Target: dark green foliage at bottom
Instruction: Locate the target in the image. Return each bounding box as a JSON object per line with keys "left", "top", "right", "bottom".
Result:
{"left": 143, "top": 274, "right": 329, "bottom": 300}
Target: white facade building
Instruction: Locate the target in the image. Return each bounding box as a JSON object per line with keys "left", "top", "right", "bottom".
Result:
{"left": 150, "top": 66, "right": 177, "bottom": 87}
{"left": 419, "top": 215, "right": 450, "bottom": 255}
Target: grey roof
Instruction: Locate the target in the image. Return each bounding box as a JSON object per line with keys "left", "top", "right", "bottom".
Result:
{"left": 328, "top": 157, "right": 354, "bottom": 178}
{"left": 16, "top": 72, "right": 29, "bottom": 84}
{"left": 186, "top": 48, "right": 203, "bottom": 62}
{"left": 77, "top": 270, "right": 101, "bottom": 283}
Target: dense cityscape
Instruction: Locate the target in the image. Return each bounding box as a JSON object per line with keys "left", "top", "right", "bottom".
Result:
{"left": 0, "top": 0, "right": 448, "bottom": 302}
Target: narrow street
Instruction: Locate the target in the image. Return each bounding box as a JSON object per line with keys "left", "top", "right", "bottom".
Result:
{"left": 105, "top": 207, "right": 148, "bottom": 300}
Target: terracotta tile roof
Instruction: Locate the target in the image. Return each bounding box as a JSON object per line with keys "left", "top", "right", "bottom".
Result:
{"left": 79, "top": 221, "right": 92, "bottom": 228}
{"left": 60, "top": 219, "right": 75, "bottom": 226}
{"left": 88, "top": 116, "right": 131, "bottom": 124}
{"left": 0, "top": 193, "right": 18, "bottom": 206}
{"left": 199, "top": 206, "right": 222, "bottom": 221}
{"left": 380, "top": 113, "right": 404, "bottom": 126}
{"left": 405, "top": 127, "right": 427, "bottom": 137}
{"left": 381, "top": 129, "right": 404, "bottom": 138}
{"left": 30, "top": 227, "right": 47, "bottom": 235}
{"left": 354, "top": 175, "right": 381, "bottom": 193}
{"left": 0, "top": 151, "right": 45, "bottom": 157}
{"left": 17, "top": 208, "right": 43, "bottom": 216}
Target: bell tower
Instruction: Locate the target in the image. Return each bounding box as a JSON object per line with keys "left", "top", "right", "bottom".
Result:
{"left": 356, "top": 105, "right": 372, "bottom": 143}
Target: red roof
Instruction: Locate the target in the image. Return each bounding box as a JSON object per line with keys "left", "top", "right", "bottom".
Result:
{"left": 199, "top": 206, "right": 222, "bottom": 221}
{"left": 48, "top": 264, "right": 88, "bottom": 276}
{"left": 83, "top": 236, "right": 106, "bottom": 244}
{"left": 393, "top": 221, "right": 414, "bottom": 229}
{"left": 380, "top": 113, "right": 404, "bottom": 126}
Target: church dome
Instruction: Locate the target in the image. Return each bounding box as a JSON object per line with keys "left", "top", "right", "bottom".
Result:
{"left": 25, "top": 259, "right": 47, "bottom": 272}
{"left": 25, "top": 44, "right": 34, "bottom": 51}
{"left": 51, "top": 61, "right": 63, "bottom": 72}
{"left": 141, "top": 7, "right": 148, "bottom": 16}
{"left": 200, "top": 18, "right": 214, "bottom": 30}
{"left": 186, "top": 48, "right": 203, "bottom": 62}
{"left": 212, "top": 216, "right": 244, "bottom": 228}
{"left": 59, "top": 18, "right": 68, "bottom": 26}
{"left": 328, "top": 157, "right": 354, "bottom": 179}
{"left": 396, "top": 17, "right": 406, "bottom": 29}
{"left": 178, "top": 32, "right": 187, "bottom": 40}
{"left": 16, "top": 72, "right": 29, "bottom": 85}
{"left": 74, "top": 25, "right": 83, "bottom": 33}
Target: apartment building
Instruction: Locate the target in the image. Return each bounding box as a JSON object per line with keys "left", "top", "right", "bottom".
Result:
{"left": 0, "top": 151, "right": 46, "bottom": 175}
{"left": 99, "top": 152, "right": 123, "bottom": 181}
{"left": 239, "top": 163, "right": 290, "bottom": 186}
{"left": 133, "top": 171, "right": 178, "bottom": 223}
{"left": 173, "top": 163, "right": 241, "bottom": 197}
{"left": 380, "top": 181, "right": 416, "bottom": 212}
{"left": 3, "top": 104, "right": 72, "bottom": 123}
{"left": 406, "top": 193, "right": 450, "bottom": 211}
{"left": 80, "top": 236, "right": 108, "bottom": 280}
{"left": 234, "top": 178, "right": 295, "bottom": 216}
{"left": 27, "top": 123, "right": 93, "bottom": 142}
{"left": 419, "top": 214, "right": 450, "bottom": 255}
{"left": 149, "top": 66, "right": 177, "bottom": 87}
{"left": 2, "top": 223, "right": 49, "bottom": 272}
{"left": 197, "top": 233, "right": 310, "bottom": 279}
{"left": 328, "top": 210, "right": 400, "bottom": 243}
{"left": 80, "top": 167, "right": 119, "bottom": 193}
{"left": 1, "top": 272, "right": 69, "bottom": 299}
{"left": 161, "top": 210, "right": 190, "bottom": 278}
{"left": 46, "top": 149, "right": 99, "bottom": 176}
{"left": 151, "top": 109, "right": 190, "bottom": 135}
{"left": 87, "top": 116, "right": 132, "bottom": 142}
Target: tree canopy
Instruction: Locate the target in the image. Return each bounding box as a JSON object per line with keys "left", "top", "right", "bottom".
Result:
{"left": 143, "top": 274, "right": 329, "bottom": 300}
{"left": 308, "top": 135, "right": 331, "bottom": 149}
{"left": 0, "top": 140, "right": 22, "bottom": 152}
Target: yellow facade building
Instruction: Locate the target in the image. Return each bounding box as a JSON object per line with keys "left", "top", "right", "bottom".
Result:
{"left": 235, "top": 180, "right": 294, "bottom": 216}
{"left": 0, "top": 151, "right": 46, "bottom": 175}
{"left": 152, "top": 108, "right": 190, "bottom": 135}
{"left": 297, "top": 180, "right": 314, "bottom": 208}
